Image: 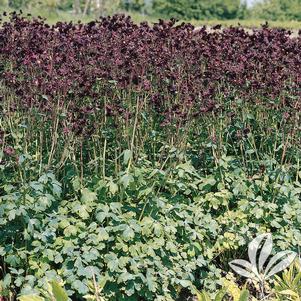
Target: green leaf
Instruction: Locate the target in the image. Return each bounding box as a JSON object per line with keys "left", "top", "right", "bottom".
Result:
{"left": 8, "top": 209, "right": 16, "bottom": 221}
{"left": 30, "top": 182, "right": 44, "bottom": 192}
{"left": 77, "top": 206, "right": 89, "bottom": 219}
{"left": 64, "top": 225, "right": 77, "bottom": 237}
{"left": 59, "top": 219, "right": 70, "bottom": 229}
{"left": 52, "top": 183, "right": 62, "bottom": 197}
{"left": 138, "top": 187, "right": 153, "bottom": 198}
{"left": 238, "top": 289, "right": 249, "bottom": 301}
{"left": 105, "top": 253, "right": 119, "bottom": 272}
{"left": 215, "top": 289, "right": 227, "bottom": 301}
{"left": 194, "top": 289, "right": 203, "bottom": 301}
{"left": 123, "top": 150, "right": 132, "bottom": 165}
{"left": 19, "top": 296, "right": 44, "bottom": 301}
{"left": 73, "top": 280, "right": 89, "bottom": 295}
{"left": 72, "top": 177, "right": 81, "bottom": 191}
{"left": 98, "top": 275, "right": 108, "bottom": 289}
{"left": 120, "top": 173, "right": 134, "bottom": 188}
{"left": 3, "top": 273, "right": 11, "bottom": 288}
{"left": 153, "top": 223, "right": 163, "bottom": 237}
{"left": 179, "top": 279, "right": 191, "bottom": 288}
{"left": 50, "top": 281, "right": 68, "bottom": 301}
{"left": 109, "top": 181, "right": 118, "bottom": 195}
{"left": 200, "top": 291, "right": 211, "bottom": 301}
{"left": 122, "top": 226, "right": 135, "bottom": 241}
{"left": 96, "top": 212, "right": 109, "bottom": 223}
{"left": 99, "top": 227, "right": 109, "bottom": 241}
{"left": 5, "top": 254, "right": 20, "bottom": 266}
{"left": 278, "top": 289, "right": 299, "bottom": 297}
{"left": 146, "top": 270, "right": 157, "bottom": 293}
{"left": 81, "top": 188, "right": 97, "bottom": 203}
{"left": 54, "top": 254, "right": 64, "bottom": 264}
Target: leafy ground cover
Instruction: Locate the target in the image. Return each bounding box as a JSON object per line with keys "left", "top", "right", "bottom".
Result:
{"left": 0, "top": 12, "right": 301, "bottom": 300}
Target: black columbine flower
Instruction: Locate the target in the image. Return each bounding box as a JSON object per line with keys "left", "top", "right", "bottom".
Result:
{"left": 0, "top": 13, "right": 299, "bottom": 136}
{"left": 4, "top": 146, "right": 15, "bottom": 156}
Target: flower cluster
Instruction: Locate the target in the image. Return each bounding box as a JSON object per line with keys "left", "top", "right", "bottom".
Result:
{"left": 0, "top": 13, "right": 300, "bottom": 134}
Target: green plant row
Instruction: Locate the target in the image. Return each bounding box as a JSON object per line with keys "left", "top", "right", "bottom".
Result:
{"left": 5, "top": 260, "right": 301, "bottom": 300}
{"left": 1, "top": 155, "right": 301, "bottom": 300}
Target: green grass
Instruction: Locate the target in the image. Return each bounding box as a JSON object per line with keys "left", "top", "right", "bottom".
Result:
{"left": 191, "top": 18, "right": 301, "bottom": 29}
{"left": 1, "top": 5, "right": 301, "bottom": 29}
{"left": 0, "top": 5, "right": 94, "bottom": 23}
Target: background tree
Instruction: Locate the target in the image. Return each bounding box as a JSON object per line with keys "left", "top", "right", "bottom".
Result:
{"left": 8, "top": 0, "right": 25, "bottom": 8}
{"left": 56, "top": 0, "right": 73, "bottom": 10}
{"left": 80, "top": 0, "right": 121, "bottom": 17}
{"left": 2, "top": 0, "right": 300, "bottom": 22}
{"left": 152, "top": 0, "right": 243, "bottom": 20}
{"left": 250, "top": 0, "right": 301, "bottom": 21}
{"left": 73, "top": 0, "right": 81, "bottom": 14}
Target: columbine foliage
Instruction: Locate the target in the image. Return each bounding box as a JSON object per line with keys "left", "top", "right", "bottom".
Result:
{"left": 1, "top": 157, "right": 301, "bottom": 299}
